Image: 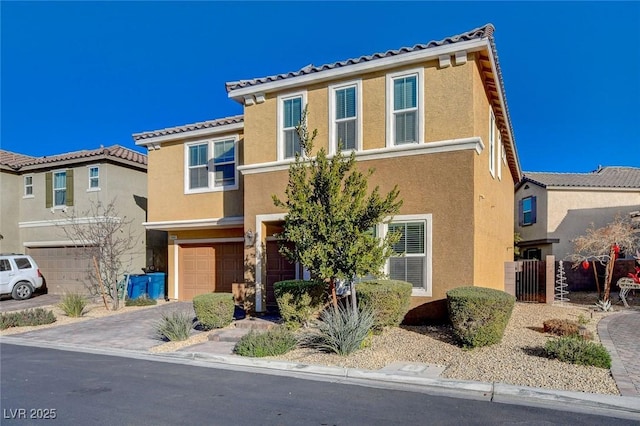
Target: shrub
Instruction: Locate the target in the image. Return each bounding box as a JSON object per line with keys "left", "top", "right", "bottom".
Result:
{"left": 155, "top": 311, "right": 194, "bottom": 341}
{"left": 0, "top": 308, "right": 56, "bottom": 330}
{"left": 193, "top": 293, "right": 234, "bottom": 330}
{"left": 356, "top": 280, "right": 412, "bottom": 331}
{"left": 543, "top": 318, "right": 580, "bottom": 337}
{"left": 234, "top": 327, "right": 297, "bottom": 357}
{"left": 274, "top": 280, "right": 326, "bottom": 329}
{"left": 545, "top": 337, "right": 611, "bottom": 368}
{"left": 58, "top": 293, "right": 88, "bottom": 317}
{"left": 447, "top": 286, "right": 515, "bottom": 348}
{"left": 126, "top": 295, "right": 158, "bottom": 307}
{"left": 300, "top": 305, "right": 375, "bottom": 356}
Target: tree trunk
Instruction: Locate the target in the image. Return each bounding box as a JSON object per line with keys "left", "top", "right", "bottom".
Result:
{"left": 329, "top": 278, "right": 338, "bottom": 307}
{"left": 350, "top": 281, "right": 358, "bottom": 316}
{"left": 591, "top": 260, "right": 601, "bottom": 299}
{"left": 603, "top": 246, "right": 616, "bottom": 302}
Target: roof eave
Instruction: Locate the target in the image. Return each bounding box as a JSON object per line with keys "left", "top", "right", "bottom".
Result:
{"left": 226, "top": 38, "right": 489, "bottom": 101}
{"left": 133, "top": 121, "right": 244, "bottom": 147}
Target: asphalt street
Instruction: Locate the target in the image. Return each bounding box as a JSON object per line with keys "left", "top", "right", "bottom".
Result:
{"left": 1, "top": 344, "right": 636, "bottom": 425}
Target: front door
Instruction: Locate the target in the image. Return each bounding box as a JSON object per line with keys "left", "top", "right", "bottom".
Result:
{"left": 265, "top": 241, "right": 296, "bottom": 311}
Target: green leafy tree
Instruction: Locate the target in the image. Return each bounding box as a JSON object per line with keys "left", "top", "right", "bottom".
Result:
{"left": 273, "top": 108, "right": 403, "bottom": 307}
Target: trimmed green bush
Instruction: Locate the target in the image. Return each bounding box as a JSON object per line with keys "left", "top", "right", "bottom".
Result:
{"left": 0, "top": 308, "right": 56, "bottom": 330}
{"left": 126, "top": 295, "right": 158, "bottom": 307}
{"left": 193, "top": 293, "right": 234, "bottom": 330}
{"left": 58, "top": 293, "right": 88, "bottom": 317}
{"left": 274, "top": 280, "right": 327, "bottom": 329}
{"left": 156, "top": 311, "right": 194, "bottom": 341}
{"left": 300, "top": 305, "right": 375, "bottom": 356}
{"left": 356, "top": 280, "right": 412, "bottom": 331}
{"left": 234, "top": 326, "right": 298, "bottom": 357}
{"left": 545, "top": 337, "right": 611, "bottom": 368}
{"left": 447, "top": 286, "right": 515, "bottom": 348}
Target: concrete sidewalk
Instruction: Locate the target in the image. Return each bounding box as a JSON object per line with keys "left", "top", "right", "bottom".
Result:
{"left": 2, "top": 302, "right": 640, "bottom": 420}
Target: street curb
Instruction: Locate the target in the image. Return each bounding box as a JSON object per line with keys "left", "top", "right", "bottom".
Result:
{"left": 2, "top": 336, "right": 639, "bottom": 420}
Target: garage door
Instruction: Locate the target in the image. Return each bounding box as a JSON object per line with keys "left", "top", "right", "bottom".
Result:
{"left": 180, "top": 242, "right": 243, "bottom": 301}
{"left": 27, "top": 246, "right": 93, "bottom": 294}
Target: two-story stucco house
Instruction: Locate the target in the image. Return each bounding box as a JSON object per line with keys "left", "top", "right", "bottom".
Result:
{"left": 134, "top": 24, "right": 522, "bottom": 321}
{"left": 0, "top": 145, "right": 163, "bottom": 294}
{"left": 515, "top": 167, "right": 640, "bottom": 260}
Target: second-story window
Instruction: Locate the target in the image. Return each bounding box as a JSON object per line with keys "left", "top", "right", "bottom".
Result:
{"left": 213, "top": 139, "right": 235, "bottom": 187}
{"left": 188, "top": 143, "right": 209, "bottom": 190}
{"left": 334, "top": 85, "right": 357, "bottom": 150}
{"left": 53, "top": 171, "right": 67, "bottom": 206}
{"left": 89, "top": 166, "right": 100, "bottom": 189}
{"left": 386, "top": 69, "right": 423, "bottom": 147}
{"left": 489, "top": 109, "right": 496, "bottom": 178}
{"left": 519, "top": 196, "right": 537, "bottom": 226}
{"left": 283, "top": 96, "right": 303, "bottom": 158}
{"left": 24, "top": 176, "right": 33, "bottom": 197}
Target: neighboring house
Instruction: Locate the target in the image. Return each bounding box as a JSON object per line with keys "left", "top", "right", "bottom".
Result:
{"left": 133, "top": 24, "right": 522, "bottom": 321}
{"left": 515, "top": 167, "right": 640, "bottom": 260}
{"left": 0, "top": 146, "right": 164, "bottom": 294}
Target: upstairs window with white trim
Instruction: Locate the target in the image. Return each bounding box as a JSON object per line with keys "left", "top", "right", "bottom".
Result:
{"left": 386, "top": 69, "right": 424, "bottom": 146}
{"left": 24, "top": 176, "right": 33, "bottom": 197}
{"left": 188, "top": 143, "right": 208, "bottom": 190}
{"left": 213, "top": 139, "right": 235, "bottom": 187}
{"left": 278, "top": 93, "right": 305, "bottom": 159}
{"left": 329, "top": 81, "right": 361, "bottom": 153}
{"left": 185, "top": 137, "right": 238, "bottom": 193}
{"left": 53, "top": 171, "right": 67, "bottom": 206}
{"left": 489, "top": 109, "right": 496, "bottom": 178}
{"left": 497, "top": 132, "right": 502, "bottom": 181}
{"left": 389, "top": 221, "right": 427, "bottom": 290}
{"left": 89, "top": 166, "right": 100, "bottom": 190}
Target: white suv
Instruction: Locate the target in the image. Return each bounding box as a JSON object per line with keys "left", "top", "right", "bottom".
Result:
{"left": 0, "top": 254, "right": 44, "bottom": 300}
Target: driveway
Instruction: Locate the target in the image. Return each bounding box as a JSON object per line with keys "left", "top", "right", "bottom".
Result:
{"left": 0, "top": 293, "right": 61, "bottom": 313}
{"left": 4, "top": 302, "right": 195, "bottom": 351}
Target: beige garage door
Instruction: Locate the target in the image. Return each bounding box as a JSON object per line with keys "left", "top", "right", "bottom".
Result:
{"left": 180, "top": 242, "right": 243, "bottom": 301}
{"left": 27, "top": 246, "right": 93, "bottom": 294}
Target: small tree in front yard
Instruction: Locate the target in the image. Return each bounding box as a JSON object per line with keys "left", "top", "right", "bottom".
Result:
{"left": 273, "top": 108, "right": 403, "bottom": 308}
{"left": 569, "top": 215, "right": 639, "bottom": 303}
{"left": 60, "top": 198, "right": 141, "bottom": 310}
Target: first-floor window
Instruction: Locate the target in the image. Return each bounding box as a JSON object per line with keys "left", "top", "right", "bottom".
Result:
{"left": 53, "top": 171, "right": 66, "bottom": 206}
{"left": 24, "top": 176, "right": 33, "bottom": 196}
{"left": 188, "top": 143, "right": 208, "bottom": 189}
{"left": 389, "top": 221, "right": 426, "bottom": 289}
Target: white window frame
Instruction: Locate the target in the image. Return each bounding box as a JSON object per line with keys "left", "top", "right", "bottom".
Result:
{"left": 328, "top": 80, "right": 362, "bottom": 155}
{"left": 277, "top": 91, "right": 307, "bottom": 160}
{"left": 212, "top": 138, "right": 237, "bottom": 188}
{"left": 184, "top": 135, "right": 239, "bottom": 194}
{"left": 386, "top": 68, "right": 424, "bottom": 148}
{"left": 88, "top": 166, "right": 100, "bottom": 191}
{"left": 497, "top": 132, "right": 502, "bottom": 181}
{"left": 379, "top": 213, "right": 432, "bottom": 296}
{"left": 23, "top": 175, "right": 34, "bottom": 198}
{"left": 53, "top": 170, "right": 67, "bottom": 207}
{"left": 489, "top": 109, "right": 496, "bottom": 178}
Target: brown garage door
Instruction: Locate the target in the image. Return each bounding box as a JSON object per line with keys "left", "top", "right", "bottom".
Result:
{"left": 180, "top": 242, "right": 243, "bottom": 300}
{"left": 27, "top": 246, "right": 93, "bottom": 294}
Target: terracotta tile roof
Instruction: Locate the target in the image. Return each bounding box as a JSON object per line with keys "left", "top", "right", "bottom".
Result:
{"left": 225, "top": 24, "right": 495, "bottom": 92}
{"left": 132, "top": 115, "right": 244, "bottom": 141}
{"left": 0, "top": 151, "right": 36, "bottom": 168}
{"left": 523, "top": 167, "right": 640, "bottom": 189}
{"left": 0, "top": 145, "right": 146, "bottom": 170}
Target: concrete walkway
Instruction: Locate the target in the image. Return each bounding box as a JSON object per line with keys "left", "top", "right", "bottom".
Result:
{"left": 2, "top": 302, "right": 640, "bottom": 420}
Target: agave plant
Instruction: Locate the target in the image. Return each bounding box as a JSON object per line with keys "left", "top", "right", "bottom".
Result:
{"left": 594, "top": 299, "right": 612, "bottom": 312}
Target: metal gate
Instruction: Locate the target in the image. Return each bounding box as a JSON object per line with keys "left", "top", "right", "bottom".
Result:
{"left": 515, "top": 260, "right": 546, "bottom": 303}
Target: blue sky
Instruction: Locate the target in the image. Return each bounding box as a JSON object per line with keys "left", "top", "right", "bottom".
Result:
{"left": 2, "top": 1, "right": 639, "bottom": 173}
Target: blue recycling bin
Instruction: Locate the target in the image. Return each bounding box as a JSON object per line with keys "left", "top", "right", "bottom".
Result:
{"left": 127, "top": 275, "right": 149, "bottom": 299}
{"left": 146, "top": 272, "right": 166, "bottom": 299}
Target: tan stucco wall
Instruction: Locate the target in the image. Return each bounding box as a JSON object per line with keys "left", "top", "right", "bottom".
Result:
{"left": 0, "top": 170, "right": 22, "bottom": 253}
{"left": 242, "top": 58, "right": 477, "bottom": 165}
{"left": 471, "top": 56, "right": 516, "bottom": 290}
{"left": 146, "top": 135, "right": 244, "bottom": 222}
{"left": 514, "top": 183, "right": 548, "bottom": 245}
